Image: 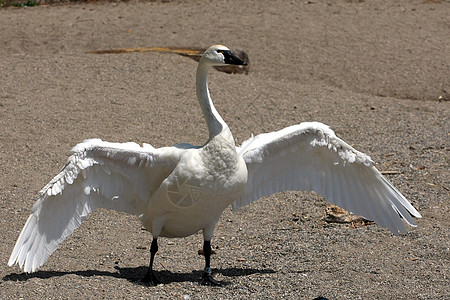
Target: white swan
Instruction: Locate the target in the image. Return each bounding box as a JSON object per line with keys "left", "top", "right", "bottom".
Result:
{"left": 8, "top": 45, "right": 421, "bottom": 286}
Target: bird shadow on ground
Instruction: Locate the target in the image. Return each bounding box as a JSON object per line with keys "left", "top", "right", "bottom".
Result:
{"left": 2, "top": 266, "right": 276, "bottom": 286}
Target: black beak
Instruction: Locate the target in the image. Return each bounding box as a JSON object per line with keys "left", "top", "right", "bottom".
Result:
{"left": 223, "top": 50, "right": 248, "bottom": 66}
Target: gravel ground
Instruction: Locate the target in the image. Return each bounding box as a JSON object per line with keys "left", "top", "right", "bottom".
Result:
{"left": 0, "top": 0, "right": 449, "bottom": 299}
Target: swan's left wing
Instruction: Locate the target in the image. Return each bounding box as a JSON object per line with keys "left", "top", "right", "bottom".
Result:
{"left": 234, "top": 122, "right": 421, "bottom": 235}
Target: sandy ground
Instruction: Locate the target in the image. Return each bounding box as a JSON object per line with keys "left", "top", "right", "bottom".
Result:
{"left": 0, "top": 0, "right": 449, "bottom": 299}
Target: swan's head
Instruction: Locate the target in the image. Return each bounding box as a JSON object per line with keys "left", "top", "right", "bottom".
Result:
{"left": 200, "top": 45, "right": 248, "bottom": 67}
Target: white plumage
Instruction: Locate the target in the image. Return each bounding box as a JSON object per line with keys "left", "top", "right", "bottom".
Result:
{"left": 8, "top": 45, "right": 421, "bottom": 284}
{"left": 234, "top": 122, "right": 419, "bottom": 234}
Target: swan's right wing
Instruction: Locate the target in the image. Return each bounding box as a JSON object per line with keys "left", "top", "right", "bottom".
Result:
{"left": 8, "top": 139, "right": 180, "bottom": 273}
{"left": 234, "top": 122, "right": 421, "bottom": 235}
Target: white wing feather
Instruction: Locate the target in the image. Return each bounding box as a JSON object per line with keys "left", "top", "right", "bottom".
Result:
{"left": 8, "top": 139, "right": 178, "bottom": 273}
{"left": 234, "top": 122, "right": 421, "bottom": 235}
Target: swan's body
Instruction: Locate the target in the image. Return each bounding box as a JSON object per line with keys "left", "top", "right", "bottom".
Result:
{"left": 9, "top": 45, "right": 421, "bottom": 285}
{"left": 142, "top": 129, "right": 247, "bottom": 240}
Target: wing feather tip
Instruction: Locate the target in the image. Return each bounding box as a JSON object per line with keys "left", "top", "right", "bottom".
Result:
{"left": 7, "top": 256, "right": 16, "bottom": 267}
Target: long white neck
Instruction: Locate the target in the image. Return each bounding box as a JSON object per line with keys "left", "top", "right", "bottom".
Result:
{"left": 196, "top": 59, "right": 228, "bottom": 141}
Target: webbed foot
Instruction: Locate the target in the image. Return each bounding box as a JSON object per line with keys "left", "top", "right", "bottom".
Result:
{"left": 200, "top": 267, "right": 223, "bottom": 286}
{"left": 140, "top": 271, "right": 162, "bottom": 286}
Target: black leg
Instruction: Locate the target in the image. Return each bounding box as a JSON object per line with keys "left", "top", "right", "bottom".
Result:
{"left": 141, "top": 238, "right": 162, "bottom": 286}
{"left": 200, "top": 240, "right": 222, "bottom": 286}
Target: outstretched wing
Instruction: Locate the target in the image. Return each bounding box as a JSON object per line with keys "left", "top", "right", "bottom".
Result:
{"left": 9, "top": 139, "right": 180, "bottom": 273}
{"left": 234, "top": 122, "right": 421, "bottom": 235}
